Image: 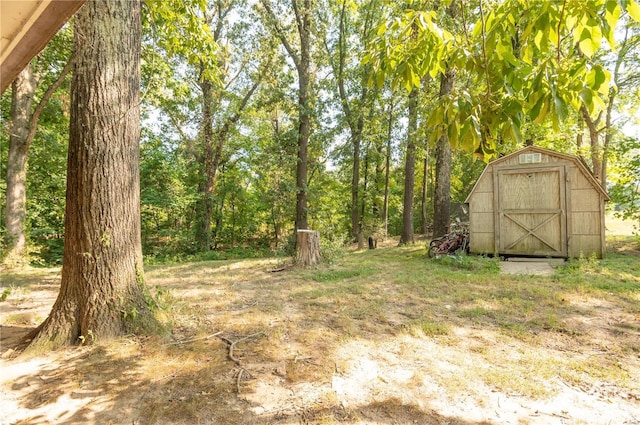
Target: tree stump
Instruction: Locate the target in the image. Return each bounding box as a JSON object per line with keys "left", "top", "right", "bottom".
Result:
{"left": 296, "top": 229, "right": 321, "bottom": 266}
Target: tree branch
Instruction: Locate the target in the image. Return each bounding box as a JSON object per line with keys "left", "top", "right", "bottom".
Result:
{"left": 478, "top": 0, "right": 491, "bottom": 97}
{"left": 26, "top": 55, "right": 76, "bottom": 149}
{"left": 260, "top": 0, "right": 301, "bottom": 71}
{"left": 557, "top": 0, "right": 567, "bottom": 63}
{"left": 166, "top": 110, "right": 192, "bottom": 143}
{"left": 459, "top": 0, "right": 471, "bottom": 46}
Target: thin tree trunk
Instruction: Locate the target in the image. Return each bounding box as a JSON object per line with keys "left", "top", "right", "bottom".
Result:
{"left": 399, "top": 89, "right": 418, "bottom": 245}
{"left": 360, "top": 145, "right": 370, "bottom": 237}
{"left": 601, "top": 26, "right": 629, "bottom": 191}
{"left": 213, "top": 185, "right": 225, "bottom": 251}
{"left": 4, "top": 54, "right": 74, "bottom": 269}
{"left": 4, "top": 66, "right": 35, "bottom": 268}
{"left": 383, "top": 98, "right": 394, "bottom": 238}
{"left": 433, "top": 69, "right": 455, "bottom": 238}
{"left": 331, "top": 0, "right": 370, "bottom": 249}
{"left": 261, "top": 0, "right": 313, "bottom": 241}
{"left": 294, "top": 0, "right": 312, "bottom": 232}
{"left": 196, "top": 75, "right": 260, "bottom": 251}
{"left": 196, "top": 76, "right": 215, "bottom": 251}
{"left": 296, "top": 79, "right": 310, "bottom": 231}
{"left": 580, "top": 105, "right": 603, "bottom": 183}
{"left": 351, "top": 126, "right": 363, "bottom": 247}
{"left": 373, "top": 136, "right": 384, "bottom": 229}
{"left": 420, "top": 144, "right": 429, "bottom": 235}
{"left": 601, "top": 107, "right": 612, "bottom": 190}
{"left": 26, "top": 0, "right": 156, "bottom": 351}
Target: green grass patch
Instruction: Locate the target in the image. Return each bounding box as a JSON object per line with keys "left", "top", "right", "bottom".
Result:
{"left": 406, "top": 319, "right": 451, "bottom": 337}
{"left": 310, "top": 268, "right": 367, "bottom": 283}
{"left": 554, "top": 253, "right": 640, "bottom": 293}
{"left": 0, "top": 286, "right": 12, "bottom": 301}
{"left": 560, "top": 356, "right": 633, "bottom": 389}
{"left": 458, "top": 306, "right": 495, "bottom": 319}
{"left": 430, "top": 253, "right": 500, "bottom": 272}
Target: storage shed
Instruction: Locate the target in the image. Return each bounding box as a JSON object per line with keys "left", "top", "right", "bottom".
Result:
{"left": 465, "top": 146, "right": 610, "bottom": 258}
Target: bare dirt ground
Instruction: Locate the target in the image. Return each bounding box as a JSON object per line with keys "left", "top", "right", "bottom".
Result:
{"left": 1, "top": 217, "right": 639, "bottom": 425}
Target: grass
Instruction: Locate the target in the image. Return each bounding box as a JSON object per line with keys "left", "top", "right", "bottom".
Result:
{"left": 2, "top": 235, "right": 639, "bottom": 424}
{"left": 405, "top": 319, "right": 451, "bottom": 337}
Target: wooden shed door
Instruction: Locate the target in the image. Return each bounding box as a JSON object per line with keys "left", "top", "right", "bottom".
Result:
{"left": 494, "top": 166, "right": 568, "bottom": 257}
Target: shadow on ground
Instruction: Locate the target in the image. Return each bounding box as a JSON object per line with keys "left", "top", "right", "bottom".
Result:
{"left": 2, "top": 327, "right": 492, "bottom": 425}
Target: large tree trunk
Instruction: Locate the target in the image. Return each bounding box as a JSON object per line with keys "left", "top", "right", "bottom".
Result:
{"left": 432, "top": 69, "right": 455, "bottom": 238}
{"left": 399, "top": 89, "right": 418, "bottom": 245}
{"left": 296, "top": 229, "right": 320, "bottom": 266}
{"left": 4, "top": 66, "right": 35, "bottom": 268}
{"left": 26, "top": 0, "right": 156, "bottom": 351}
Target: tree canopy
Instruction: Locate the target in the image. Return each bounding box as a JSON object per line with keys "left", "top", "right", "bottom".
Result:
{"left": 1, "top": 0, "right": 639, "bottom": 273}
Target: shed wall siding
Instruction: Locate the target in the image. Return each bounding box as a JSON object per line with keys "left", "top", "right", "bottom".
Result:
{"left": 567, "top": 164, "right": 604, "bottom": 257}
{"left": 571, "top": 189, "right": 601, "bottom": 211}
{"left": 470, "top": 232, "right": 494, "bottom": 253}
{"left": 468, "top": 169, "right": 495, "bottom": 253}
{"left": 570, "top": 235, "right": 603, "bottom": 257}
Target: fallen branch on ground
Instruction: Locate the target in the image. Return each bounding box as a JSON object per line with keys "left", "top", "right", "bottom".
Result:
{"left": 219, "top": 331, "right": 267, "bottom": 365}
{"left": 163, "top": 331, "right": 223, "bottom": 346}
{"left": 236, "top": 368, "right": 255, "bottom": 393}
{"left": 270, "top": 264, "right": 294, "bottom": 272}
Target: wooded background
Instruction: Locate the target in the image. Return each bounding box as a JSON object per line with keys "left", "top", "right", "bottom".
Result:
{"left": 2, "top": 0, "right": 639, "bottom": 268}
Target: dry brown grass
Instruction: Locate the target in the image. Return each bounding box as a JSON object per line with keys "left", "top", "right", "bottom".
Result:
{"left": 1, "top": 239, "right": 639, "bottom": 424}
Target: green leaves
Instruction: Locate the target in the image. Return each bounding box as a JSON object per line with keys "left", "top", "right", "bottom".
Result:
{"left": 575, "top": 20, "right": 602, "bottom": 58}
{"left": 627, "top": 0, "right": 640, "bottom": 22}
{"left": 363, "top": 9, "right": 450, "bottom": 93}
{"left": 363, "top": 0, "right": 634, "bottom": 157}
{"left": 586, "top": 65, "right": 610, "bottom": 94}
{"left": 143, "top": 0, "right": 219, "bottom": 83}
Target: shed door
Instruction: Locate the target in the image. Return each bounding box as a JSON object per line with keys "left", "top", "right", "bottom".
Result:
{"left": 494, "top": 165, "right": 567, "bottom": 257}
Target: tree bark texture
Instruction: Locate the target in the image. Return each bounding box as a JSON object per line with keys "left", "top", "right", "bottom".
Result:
{"left": 4, "top": 65, "right": 35, "bottom": 267}
{"left": 27, "top": 0, "right": 156, "bottom": 350}
{"left": 296, "top": 229, "right": 320, "bottom": 266}
{"left": 433, "top": 69, "right": 455, "bottom": 238}
{"left": 399, "top": 89, "right": 418, "bottom": 245}
{"left": 196, "top": 76, "right": 215, "bottom": 251}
